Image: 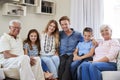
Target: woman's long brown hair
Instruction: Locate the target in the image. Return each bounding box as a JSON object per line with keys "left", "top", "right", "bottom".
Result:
{"left": 43, "top": 20, "right": 59, "bottom": 53}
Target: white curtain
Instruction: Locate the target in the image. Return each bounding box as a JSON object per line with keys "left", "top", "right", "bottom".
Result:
{"left": 70, "top": 0, "right": 104, "bottom": 38}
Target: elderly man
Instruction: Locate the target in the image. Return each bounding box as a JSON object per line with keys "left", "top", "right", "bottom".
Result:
{"left": 0, "top": 20, "right": 45, "bottom": 80}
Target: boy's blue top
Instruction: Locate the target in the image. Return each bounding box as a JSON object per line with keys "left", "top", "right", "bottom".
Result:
{"left": 23, "top": 43, "right": 38, "bottom": 56}
{"left": 76, "top": 40, "right": 94, "bottom": 56}
{"left": 59, "top": 29, "right": 83, "bottom": 56}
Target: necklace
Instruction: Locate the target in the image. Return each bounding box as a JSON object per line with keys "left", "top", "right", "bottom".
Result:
{"left": 44, "top": 34, "right": 53, "bottom": 53}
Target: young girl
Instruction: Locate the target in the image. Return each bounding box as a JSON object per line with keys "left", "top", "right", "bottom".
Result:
{"left": 40, "top": 20, "right": 60, "bottom": 80}
{"left": 23, "top": 29, "right": 53, "bottom": 79}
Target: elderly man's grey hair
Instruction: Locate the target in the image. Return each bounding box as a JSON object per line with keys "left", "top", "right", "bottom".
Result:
{"left": 9, "top": 20, "right": 21, "bottom": 27}
{"left": 100, "top": 24, "right": 112, "bottom": 32}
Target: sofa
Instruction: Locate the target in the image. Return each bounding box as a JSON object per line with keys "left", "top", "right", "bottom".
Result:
{"left": 0, "top": 39, "right": 120, "bottom": 80}
{"left": 1, "top": 55, "right": 120, "bottom": 80}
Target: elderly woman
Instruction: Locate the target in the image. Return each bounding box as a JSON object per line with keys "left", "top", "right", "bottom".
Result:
{"left": 77, "top": 25, "right": 120, "bottom": 80}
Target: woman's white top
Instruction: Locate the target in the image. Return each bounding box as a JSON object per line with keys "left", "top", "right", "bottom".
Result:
{"left": 40, "top": 33, "right": 56, "bottom": 56}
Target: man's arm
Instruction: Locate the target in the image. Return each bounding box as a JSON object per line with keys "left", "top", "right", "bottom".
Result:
{"left": 3, "top": 50, "right": 18, "bottom": 59}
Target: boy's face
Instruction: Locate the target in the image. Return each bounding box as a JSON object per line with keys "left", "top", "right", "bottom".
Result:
{"left": 83, "top": 32, "right": 93, "bottom": 42}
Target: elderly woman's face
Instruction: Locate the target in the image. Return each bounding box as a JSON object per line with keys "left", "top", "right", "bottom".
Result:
{"left": 100, "top": 27, "right": 112, "bottom": 40}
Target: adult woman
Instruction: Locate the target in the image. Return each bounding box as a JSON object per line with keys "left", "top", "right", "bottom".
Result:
{"left": 40, "top": 20, "right": 60, "bottom": 80}
{"left": 77, "top": 25, "right": 120, "bottom": 80}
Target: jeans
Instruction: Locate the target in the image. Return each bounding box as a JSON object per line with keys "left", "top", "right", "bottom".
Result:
{"left": 41, "top": 60, "right": 49, "bottom": 72}
{"left": 77, "top": 61, "right": 117, "bottom": 80}
{"left": 71, "top": 55, "right": 92, "bottom": 80}
{"left": 71, "top": 60, "right": 82, "bottom": 80}
{"left": 41, "top": 55, "right": 60, "bottom": 78}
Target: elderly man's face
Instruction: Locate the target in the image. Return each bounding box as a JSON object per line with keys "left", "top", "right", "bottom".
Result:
{"left": 9, "top": 22, "right": 21, "bottom": 37}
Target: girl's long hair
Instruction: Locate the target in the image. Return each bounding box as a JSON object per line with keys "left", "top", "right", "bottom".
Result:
{"left": 24, "top": 29, "right": 41, "bottom": 55}
{"left": 43, "top": 20, "right": 59, "bottom": 53}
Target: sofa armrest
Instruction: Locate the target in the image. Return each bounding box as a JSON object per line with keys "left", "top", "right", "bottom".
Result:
{"left": 102, "top": 71, "right": 120, "bottom": 80}
{"left": 0, "top": 64, "right": 5, "bottom": 79}
{"left": 0, "top": 64, "right": 1, "bottom": 68}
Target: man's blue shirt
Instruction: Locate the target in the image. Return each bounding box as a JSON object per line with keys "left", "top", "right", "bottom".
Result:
{"left": 59, "top": 29, "right": 83, "bottom": 56}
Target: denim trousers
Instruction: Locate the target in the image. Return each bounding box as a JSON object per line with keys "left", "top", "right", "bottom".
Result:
{"left": 71, "top": 60, "right": 82, "bottom": 80}
{"left": 41, "top": 60, "right": 49, "bottom": 72}
{"left": 71, "top": 56, "right": 93, "bottom": 80}
{"left": 41, "top": 55, "right": 60, "bottom": 78}
{"left": 77, "top": 61, "right": 117, "bottom": 80}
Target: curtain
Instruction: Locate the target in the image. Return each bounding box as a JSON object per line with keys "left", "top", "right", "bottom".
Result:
{"left": 70, "top": 0, "right": 104, "bottom": 38}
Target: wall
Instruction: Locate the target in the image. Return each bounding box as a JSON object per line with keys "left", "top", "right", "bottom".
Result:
{"left": 0, "top": 0, "right": 70, "bottom": 39}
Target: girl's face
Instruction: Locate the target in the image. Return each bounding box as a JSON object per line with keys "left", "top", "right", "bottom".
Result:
{"left": 48, "top": 23, "right": 56, "bottom": 34}
{"left": 83, "top": 32, "right": 93, "bottom": 42}
{"left": 100, "top": 27, "right": 112, "bottom": 40}
{"left": 29, "top": 32, "right": 37, "bottom": 43}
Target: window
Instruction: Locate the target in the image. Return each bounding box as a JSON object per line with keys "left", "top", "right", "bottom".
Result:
{"left": 104, "top": 0, "right": 120, "bottom": 38}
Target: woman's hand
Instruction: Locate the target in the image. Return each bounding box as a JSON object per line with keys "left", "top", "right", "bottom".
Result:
{"left": 54, "top": 52, "right": 59, "bottom": 56}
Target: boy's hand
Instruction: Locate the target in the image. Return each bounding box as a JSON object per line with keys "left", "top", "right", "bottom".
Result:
{"left": 73, "top": 54, "right": 81, "bottom": 61}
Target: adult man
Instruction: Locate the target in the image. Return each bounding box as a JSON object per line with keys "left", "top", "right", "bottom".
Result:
{"left": 58, "top": 16, "right": 84, "bottom": 80}
{"left": 0, "top": 20, "right": 45, "bottom": 80}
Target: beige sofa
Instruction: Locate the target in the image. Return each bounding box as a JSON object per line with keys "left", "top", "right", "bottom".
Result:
{"left": 102, "top": 71, "right": 120, "bottom": 80}
{"left": 1, "top": 55, "right": 120, "bottom": 80}
{"left": 0, "top": 61, "right": 20, "bottom": 80}
{"left": 0, "top": 39, "right": 120, "bottom": 80}
{"left": 1, "top": 64, "right": 120, "bottom": 80}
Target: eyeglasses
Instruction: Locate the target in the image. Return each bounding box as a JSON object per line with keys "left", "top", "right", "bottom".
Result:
{"left": 12, "top": 26, "right": 21, "bottom": 30}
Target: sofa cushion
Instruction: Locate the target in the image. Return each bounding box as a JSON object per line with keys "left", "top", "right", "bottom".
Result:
{"left": 102, "top": 71, "right": 120, "bottom": 80}
{"left": 3, "top": 68, "right": 20, "bottom": 79}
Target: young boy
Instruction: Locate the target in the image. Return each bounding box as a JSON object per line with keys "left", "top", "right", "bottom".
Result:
{"left": 71, "top": 27, "right": 96, "bottom": 80}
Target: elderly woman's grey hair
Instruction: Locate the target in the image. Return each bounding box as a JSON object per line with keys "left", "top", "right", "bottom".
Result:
{"left": 9, "top": 20, "right": 21, "bottom": 27}
{"left": 100, "top": 24, "right": 112, "bottom": 32}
